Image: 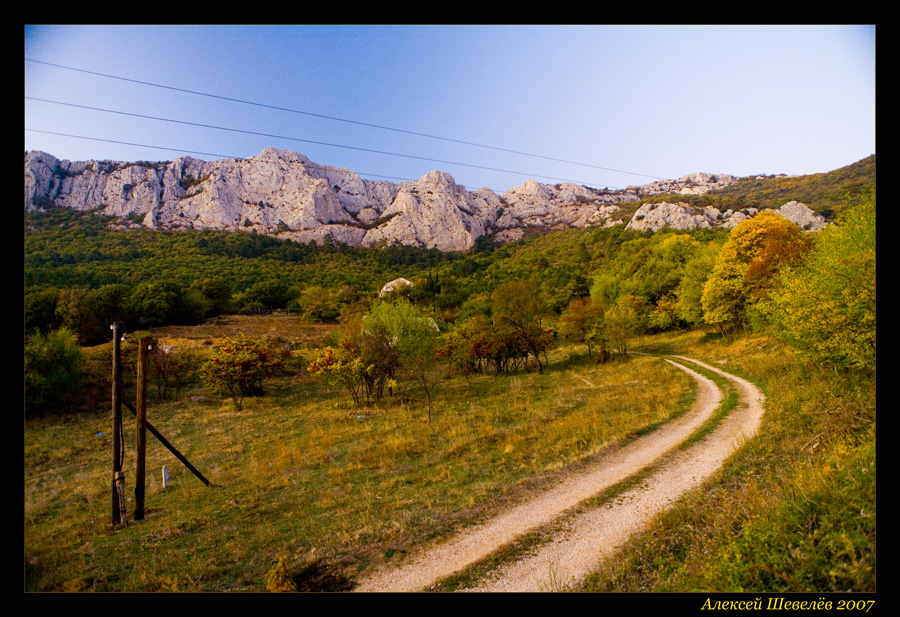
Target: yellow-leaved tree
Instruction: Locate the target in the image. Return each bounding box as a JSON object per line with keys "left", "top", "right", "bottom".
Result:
{"left": 760, "top": 198, "right": 875, "bottom": 372}
{"left": 701, "top": 210, "right": 812, "bottom": 333}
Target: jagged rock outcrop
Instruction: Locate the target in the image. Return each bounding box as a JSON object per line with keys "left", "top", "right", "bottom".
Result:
{"left": 24, "top": 148, "right": 827, "bottom": 251}
{"left": 359, "top": 170, "right": 502, "bottom": 252}
{"left": 625, "top": 200, "right": 826, "bottom": 233}
{"left": 379, "top": 278, "right": 414, "bottom": 297}
{"left": 775, "top": 200, "right": 828, "bottom": 231}
{"left": 637, "top": 172, "right": 739, "bottom": 196}
{"left": 498, "top": 180, "right": 633, "bottom": 228}
{"left": 626, "top": 202, "right": 719, "bottom": 232}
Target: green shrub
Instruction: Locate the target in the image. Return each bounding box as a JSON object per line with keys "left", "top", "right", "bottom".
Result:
{"left": 24, "top": 328, "right": 85, "bottom": 417}
{"left": 199, "top": 335, "right": 290, "bottom": 409}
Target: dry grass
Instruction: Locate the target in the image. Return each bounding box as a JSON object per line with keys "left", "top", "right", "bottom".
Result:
{"left": 579, "top": 328, "right": 876, "bottom": 593}
{"left": 24, "top": 318, "right": 696, "bottom": 592}
{"left": 131, "top": 314, "right": 337, "bottom": 351}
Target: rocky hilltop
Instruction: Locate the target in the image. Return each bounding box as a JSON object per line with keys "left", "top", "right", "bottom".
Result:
{"left": 24, "top": 147, "right": 824, "bottom": 251}
{"left": 625, "top": 200, "right": 827, "bottom": 233}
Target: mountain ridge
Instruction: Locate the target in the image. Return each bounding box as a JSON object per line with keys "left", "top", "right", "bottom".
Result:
{"left": 25, "top": 147, "right": 831, "bottom": 251}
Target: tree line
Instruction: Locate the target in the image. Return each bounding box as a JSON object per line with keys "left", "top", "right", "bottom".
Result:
{"left": 308, "top": 194, "right": 876, "bottom": 415}
{"left": 24, "top": 191, "right": 875, "bottom": 418}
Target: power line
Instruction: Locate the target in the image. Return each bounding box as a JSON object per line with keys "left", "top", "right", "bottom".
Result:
{"left": 25, "top": 96, "right": 631, "bottom": 189}
{"left": 25, "top": 129, "right": 239, "bottom": 160}
{"left": 24, "top": 57, "right": 667, "bottom": 182}
{"left": 24, "top": 129, "right": 441, "bottom": 185}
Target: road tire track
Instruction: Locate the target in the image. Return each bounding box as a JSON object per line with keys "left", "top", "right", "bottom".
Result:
{"left": 354, "top": 355, "right": 745, "bottom": 593}
{"left": 466, "top": 355, "right": 765, "bottom": 592}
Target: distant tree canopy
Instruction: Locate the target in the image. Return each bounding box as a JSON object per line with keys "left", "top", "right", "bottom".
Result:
{"left": 23, "top": 207, "right": 468, "bottom": 341}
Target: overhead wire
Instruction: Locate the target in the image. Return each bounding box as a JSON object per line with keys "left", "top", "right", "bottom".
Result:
{"left": 24, "top": 58, "right": 666, "bottom": 181}
{"left": 25, "top": 97, "right": 629, "bottom": 189}
{"left": 24, "top": 57, "right": 669, "bottom": 189}
{"left": 25, "top": 129, "right": 239, "bottom": 161}
{"left": 24, "top": 128, "right": 413, "bottom": 183}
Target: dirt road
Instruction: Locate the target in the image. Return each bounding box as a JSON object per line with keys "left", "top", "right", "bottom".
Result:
{"left": 352, "top": 355, "right": 765, "bottom": 593}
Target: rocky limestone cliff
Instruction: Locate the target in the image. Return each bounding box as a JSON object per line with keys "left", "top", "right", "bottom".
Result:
{"left": 636, "top": 172, "right": 740, "bottom": 196}
{"left": 25, "top": 147, "right": 825, "bottom": 251}
{"left": 625, "top": 200, "right": 826, "bottom": 233}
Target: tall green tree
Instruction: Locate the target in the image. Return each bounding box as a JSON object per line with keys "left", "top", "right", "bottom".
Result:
{"left": 55, "top": 285, "right": 131, "bottom": 345}
{"left": 239, "top": 280, "right": 293, "bottom": 311}
{"left": 675, "top": 242, "right": 721, "bottom": 325}
{"left": 126, "top": 281, "right": 183, "bottom": 329}
{"left": 558, "top": 297, "right": 605, "bottom": 360}
{"left": 294, "top": 285, "right": 341, "bottom": 322}
{"left": 308, "top": 346, "right": 373, "bottom": 409}
{"left": 361, "top": 298, "right": 442, "bottom": 418}
{"left": 437, "top": 315, "right": 489, "bottom": 381}
{"left": 24, "top": 288, "right": 62, "bottom": 334}
{"left": 310, "top": 298, "right": 441, "bottom": 412}
{"left": 761, "top": 199, "right": 875, "bottom": 371}
{"left": 24, "top": 328, "right": 84, "bottom": 417}
{"left": 491, "top": 279, "right": 554, "bottom": 374}
{"left": 190, "top": 277, "right": 233, "bottom": 316}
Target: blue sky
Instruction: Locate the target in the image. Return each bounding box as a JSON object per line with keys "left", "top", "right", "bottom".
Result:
{"left": 24, "top": 25, "right": 875, "bottom": 193}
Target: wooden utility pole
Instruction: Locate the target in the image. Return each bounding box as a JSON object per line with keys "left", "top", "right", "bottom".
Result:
{"left": 109, "top": 328, "right": 211, "bottom": 527}
{"left": 111, "top": 322, "right": 124, "bottom": 526}
{"left": 134, "top": 338, "right": 148, "bottom": 521}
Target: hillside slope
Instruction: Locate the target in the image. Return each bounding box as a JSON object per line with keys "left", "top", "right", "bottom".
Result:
{"left": 26, "top": 148, "right": 867, "bottom": 251}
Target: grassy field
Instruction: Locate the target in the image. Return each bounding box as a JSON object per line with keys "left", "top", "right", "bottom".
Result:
{"left": 582, "top": 330, "right": 876, "bottom": 593}
{"left": 23, "top": 316, "right": 875, "bottom": 592}
{"left": 25, "top": 315, "right": 702, "bottom": 592}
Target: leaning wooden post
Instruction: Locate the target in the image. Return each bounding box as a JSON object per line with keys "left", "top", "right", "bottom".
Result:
{"left": 122, "top": 397, "right": 212, "bottom": 488}
{"left": 110, "top": 322, "right": 124, "bottom": 526}
{"left": 134, "top": 337, "right": 149, "bottom": 521}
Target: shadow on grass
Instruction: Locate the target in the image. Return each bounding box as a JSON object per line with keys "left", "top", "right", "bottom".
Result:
{"left": 697, "top": 331, "right": 727, "bottom": 344}
{"left": 292, "top": 559, "right": 355, "bottom": 592}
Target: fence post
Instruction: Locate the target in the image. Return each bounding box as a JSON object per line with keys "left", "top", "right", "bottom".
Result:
{"left": 111, "top": 323, "right": 124, "bottom": 526}
{"left": 134, "top": 338, "right": 148, "bottom": 521}
{"left": 115, "top": 471, "right": 127, "bottom": 523}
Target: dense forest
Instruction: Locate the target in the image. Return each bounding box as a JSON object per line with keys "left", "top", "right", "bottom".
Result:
{"left": 25, "top": 155, "right": 875, "bottom": 417}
